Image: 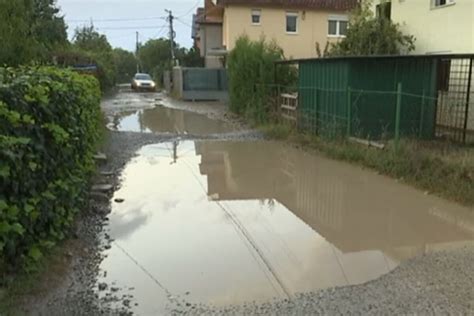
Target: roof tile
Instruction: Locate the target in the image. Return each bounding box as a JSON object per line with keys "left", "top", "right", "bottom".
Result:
{"left": 220, "top": 0, "right": 358, "bottom": 10}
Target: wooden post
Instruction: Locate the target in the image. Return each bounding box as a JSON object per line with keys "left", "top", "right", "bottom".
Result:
{"left": 419, "top": 90, "right": 425, "bottom": 138}
{"left": 395, "top": 83, "right": 402, "bottom": 146}
{"left": 347, "top": 86, "right": 352, "bottom": 137}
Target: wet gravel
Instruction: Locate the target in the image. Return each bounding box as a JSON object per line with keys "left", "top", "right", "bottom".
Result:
{"left": 175, "top": 247, "right": 474, "bottom": 315}
{"left": 25, "top": 91, "right": 474, "bottom": 315}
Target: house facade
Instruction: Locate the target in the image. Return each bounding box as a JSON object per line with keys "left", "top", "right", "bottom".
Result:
{"left": 221, "top": 0, "right": 358, "bottom": 59}
{"left": 193, "top": 0, "right": 226, "bottom": 68}
{"left": 372, "top": 0, "right": 473, "bottom": 54}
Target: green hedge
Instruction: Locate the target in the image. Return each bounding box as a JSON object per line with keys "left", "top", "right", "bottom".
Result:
{"left": 0, "top": 67, "right": 101, "bottom": 272}
{"left": 227, "top": 36, "right": 297, "bottom": 124}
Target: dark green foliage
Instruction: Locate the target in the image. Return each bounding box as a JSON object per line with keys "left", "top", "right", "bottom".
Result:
{"left": 0, "top": 0, "right": 68, "bottom": 66}
{"left": 227, "top": 36, "right": 296, "bottom": 123}
{"left": 0, "top": 67, "right": 101, "bottom": 272}
{"left": 330, "top": 1, "right": 415, "bottom": 56}
{"left": 177, "top": 46, "right": 204, "bottom": 68}
{"left": 113, "top": 48, "right": 138, "bottom": 83}
{"left": 138, "top": 38, "right": 173, "bottom": 83}
{"left": 138, "top": 39, "right": 204, "bottom": 84}
{"left": 72, "top": 26, "right": 117, "bottom": 91}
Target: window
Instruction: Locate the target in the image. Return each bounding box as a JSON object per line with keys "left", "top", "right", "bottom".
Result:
{"left": 286, "top": 12, "right": 298, "bottom": 33}
{"left": 376, "top": 2, "right": 391, "bottom": 19}
{"left": 251, "top": 9, "right": 261, "bottom": 25}
{"left": 433, "top": 0, "right": 455, "bottom": 7}
{"left": 328, "top": 15, "right": 348, "bottom": 37}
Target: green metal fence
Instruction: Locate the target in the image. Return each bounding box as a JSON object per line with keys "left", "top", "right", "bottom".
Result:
{"left": 296, "top": 56, "right": 438, "bottom": 142}
{"left": 296, "top": 85, "right": 438, "bottom": 143}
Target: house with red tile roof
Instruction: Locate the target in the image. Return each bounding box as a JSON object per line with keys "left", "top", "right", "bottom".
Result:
{"left": 220, "top": 0, "right": 358, "bottom": 59}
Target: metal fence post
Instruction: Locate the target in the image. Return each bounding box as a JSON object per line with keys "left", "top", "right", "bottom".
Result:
{"left": 347, "top": 86, "right": 352, "bottom": 137}
{"left": 419, "top": 90, "right": 425, "bottom": 138}
{"left": 395, "top": 83, "right": 402, "bottom": 146}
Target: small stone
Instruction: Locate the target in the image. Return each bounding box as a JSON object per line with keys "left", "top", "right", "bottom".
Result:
{"left": 104, "top": 244, "right": 112, "bottom": 250}
{"left": 90, "top": 192, "right": 109, "bottom": 202}
{"left": 123, "top": 299, "right": 131, "bottom": 307}
{"left": 93, "top": 153, "right": 107, "bottom": 162}
{"left": 111, "top": 287, "right": 120, "bottom": 292}
{"left": 92, "top": 184, "right": 114, "bottom": 193}
{"left": 114, "top": 198, "right": 125, "bottom": 203}
{"left": 98, "top": 283, "right": 108, "bottom": 291}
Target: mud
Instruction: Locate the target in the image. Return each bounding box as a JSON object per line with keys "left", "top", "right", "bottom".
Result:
{"left": 97, "top": 140, "right": 474, "bottom": 315}
{"left": 13, "top": 88, "right": 474, "bottom": 315}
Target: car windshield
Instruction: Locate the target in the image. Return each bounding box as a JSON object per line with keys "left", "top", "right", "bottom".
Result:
{"left": 135, "top": 74, "right": 152, "bottom": 80}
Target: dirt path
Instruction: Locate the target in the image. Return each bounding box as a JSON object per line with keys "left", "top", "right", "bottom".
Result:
{"left": 16, "top": 88, "right": 474, "bottom": 315}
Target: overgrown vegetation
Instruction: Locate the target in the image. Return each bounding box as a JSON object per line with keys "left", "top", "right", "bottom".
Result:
{"left": 227, "top": 36, "right": 296, "bottom": 124}
{"left": 0, "top": 67, "right": 102, "bottom": 273}
{"left": 113, "top": 48, "right": 138, "bottom": 83}
{"left": 71, "top": 26, "right": 117, "bottom": 91}
{"left": 260, "top": 124, "right": 474, "bottom": 207}
{"left": 0, "top": 0, "right": 68, "bottom": 66}
{"left": 329, "top": 0, "right": 415, "bottom": 56}
{"left": 138, "top": 39, "right": 204, "bottom": 85}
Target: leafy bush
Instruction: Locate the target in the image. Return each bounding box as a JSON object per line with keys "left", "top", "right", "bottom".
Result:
{"left": 0, "top": 66, "right": 101, "bottom": 272}
{"left": 329, "top": 1, "right": 415, "bottom": 56}
{"left": 227, "top": 36, "right": 296, "bottom": 124}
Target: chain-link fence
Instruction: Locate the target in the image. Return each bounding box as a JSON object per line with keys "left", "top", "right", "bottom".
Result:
{"left": 274, "top": 54, "right": 474, "bottom": 144}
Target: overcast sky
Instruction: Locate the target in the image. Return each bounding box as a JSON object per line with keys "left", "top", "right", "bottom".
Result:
{"left": 57, "top": 0, "right": 199, "bottom": 51}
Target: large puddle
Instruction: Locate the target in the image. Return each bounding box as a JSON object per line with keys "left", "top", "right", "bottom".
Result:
{"left": 99, "top": 141, "right": 474, "bottom": 314}
{"left": 110, "top": 107, "right": 236, "bottom": 135}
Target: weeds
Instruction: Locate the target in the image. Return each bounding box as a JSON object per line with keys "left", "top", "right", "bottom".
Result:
{"left": 262, "top": 123, "right": 474, "bottom": 207}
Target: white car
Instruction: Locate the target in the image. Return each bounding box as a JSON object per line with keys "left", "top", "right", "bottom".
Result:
{"left": 131, "top": 73, "right": 156, "bottom": 92}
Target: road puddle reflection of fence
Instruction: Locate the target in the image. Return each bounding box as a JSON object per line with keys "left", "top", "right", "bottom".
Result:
{"left": 98, "top": 141, "right": 474, "bottom": 314}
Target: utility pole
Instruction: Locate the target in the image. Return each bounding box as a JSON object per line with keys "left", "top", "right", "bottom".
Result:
{"left": 165, "top": 9, "right": 176, "bottom": 66}
{"left": 135, "top": 31, "right": 140, "bottom": 73}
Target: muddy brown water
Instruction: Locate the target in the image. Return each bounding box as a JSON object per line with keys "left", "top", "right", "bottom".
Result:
{"left": 98, "top": 140, "right": 474, "bottom": 314}
{"left": 110, "top": 106, "right": 236, "bottom": 135}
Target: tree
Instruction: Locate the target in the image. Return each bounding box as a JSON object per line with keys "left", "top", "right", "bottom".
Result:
{"left": 177, "top": 46, "right": 204, "bottom": 68}
{"left": 138, "top": 38, "right": 173, "bottom": 83}
{"left": 73, "top": 26, "right": 116, "bottom": 90}
{"left": 113, "top": 48, "right": 138, "bottom": 83}
{"left": 330, "top": 1, "right": 415, "bottom": 56}
{"left": 0, "top": 0, "right": 67, "bottom": 66}
{"left": 227, "top": 35, "right": 296, "bottom": 123}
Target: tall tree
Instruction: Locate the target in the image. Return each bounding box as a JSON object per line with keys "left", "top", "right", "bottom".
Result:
{"left": 0, "top": 0, "right": 67, "bottom": 66}
{"left": 113, "top": 48, "right": 138, "bottom": 83}
{"left": 73, "top": 26, "right": 116, "bottom": 90}
{"left": 137, "top": 38, "right": 174, "bottom": 82}
{"left": 329, "top": 1, "right": 415, "bottom": 56}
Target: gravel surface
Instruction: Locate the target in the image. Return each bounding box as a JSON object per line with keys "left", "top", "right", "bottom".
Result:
{"left": 14, "top": 90, "right": 474, "bottom": 315}
{"left": 176, "top": 247, "right": 474, "bottom": 315}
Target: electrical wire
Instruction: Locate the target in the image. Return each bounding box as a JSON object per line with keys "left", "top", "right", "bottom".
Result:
{"left": 176, "top": 0, "right": 202, "bottom": 18}
{"left": 66, "top": 16, "right": 166, "bottom": 23}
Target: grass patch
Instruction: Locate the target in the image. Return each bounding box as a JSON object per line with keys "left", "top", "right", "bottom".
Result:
{"left": 261, "top": 123, "right": 474, "bottom": 207}
{"left": 0, "top": 240, "right": 76, "bottom": 315}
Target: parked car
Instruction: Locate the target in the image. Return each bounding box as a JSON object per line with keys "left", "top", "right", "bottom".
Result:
{"left": 131, "top": 73, "right": 156, "bottom": 92}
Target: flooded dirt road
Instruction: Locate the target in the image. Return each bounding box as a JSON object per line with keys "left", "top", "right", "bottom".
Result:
{"left": 99, "top": 140, "right": 474, "bottom": 315}
{"left": 33, "top": 88, "right": 474, "bottom": 315}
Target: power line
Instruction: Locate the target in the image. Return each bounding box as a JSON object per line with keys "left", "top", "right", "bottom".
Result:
{"left": 95, "top": 25, "right": 167, "bottom": 31}
{"left": 176, "top": 0, "right": 201, "bottom": 18}
{"left": 66, "top": 16, "right": 166, "bottom": 23}
{"left": 175, "top": 17, "right": 193, "bottom": 29}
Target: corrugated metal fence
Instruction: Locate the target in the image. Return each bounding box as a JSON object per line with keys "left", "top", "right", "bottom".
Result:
{"left": 276, "top": 54, "right": 474, "bottom": 144}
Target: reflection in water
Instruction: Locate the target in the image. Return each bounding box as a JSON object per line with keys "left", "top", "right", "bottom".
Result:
{"left": 99, "top": 141, "right": 474, "bottom": 314}
{"left": 112, "top": 107, "right": 236, "bottom": 135}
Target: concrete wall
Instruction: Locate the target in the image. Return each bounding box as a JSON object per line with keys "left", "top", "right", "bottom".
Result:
{"left": 200, "top": 24, "right": 225, "bottom": 68}
{"left": 172, "top": 67, "right": 229, "bottom": 102}
{"left": 223, "top": 5, "right": 349, "bottom": 59}
{"left": 172, "top": 67, "right": 183, "bottom": 98}
{"left": 372, "top": 0, "right": 473, "bottom": 54}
